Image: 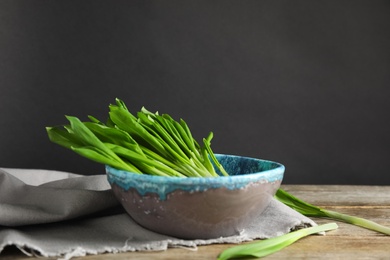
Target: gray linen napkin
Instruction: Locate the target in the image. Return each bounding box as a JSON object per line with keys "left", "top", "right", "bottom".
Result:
{"left": 0, "top": 167, "right": 316, "bottom": 259}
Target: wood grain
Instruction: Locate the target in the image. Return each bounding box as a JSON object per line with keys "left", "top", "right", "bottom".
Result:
{"left": 2, "top": 185, "right": 390, "bottom": 259}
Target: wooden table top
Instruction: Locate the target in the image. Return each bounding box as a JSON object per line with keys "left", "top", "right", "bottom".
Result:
{"left": 2, "top": 185, "right": 390, "bottom": 259}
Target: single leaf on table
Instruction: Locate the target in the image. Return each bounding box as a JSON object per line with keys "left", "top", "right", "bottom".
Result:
{"left": 217, "top": 223, "right": 338, "bottom": 260}
{"left": 276, "top": 189, "right": 390, "bottom": 235}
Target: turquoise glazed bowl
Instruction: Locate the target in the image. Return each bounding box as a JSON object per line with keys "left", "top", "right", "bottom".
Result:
{"left": 106, "top": 154, "right": 284, "bottom": 239}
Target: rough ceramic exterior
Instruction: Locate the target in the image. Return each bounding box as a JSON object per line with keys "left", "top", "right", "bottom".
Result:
{"left": 106, "top": 154, "right": 284, "bottom": 239}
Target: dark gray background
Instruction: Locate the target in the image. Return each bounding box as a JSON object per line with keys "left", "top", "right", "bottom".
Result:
{"left": 1, "top": 1, "right": 389, "bottom": 184}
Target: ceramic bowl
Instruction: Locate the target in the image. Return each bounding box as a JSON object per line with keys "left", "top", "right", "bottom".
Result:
{"left": 106, "top": 154, "right": 284, "bottom": 239}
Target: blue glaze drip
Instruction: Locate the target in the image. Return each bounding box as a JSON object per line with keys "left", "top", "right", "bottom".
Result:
{"left": 106, "top": 154, "right": 284, "bottom": 200}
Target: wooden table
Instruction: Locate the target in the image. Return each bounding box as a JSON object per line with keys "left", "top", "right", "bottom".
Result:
{"left": 2, "top": 185, "right": 390, "bottom": 259}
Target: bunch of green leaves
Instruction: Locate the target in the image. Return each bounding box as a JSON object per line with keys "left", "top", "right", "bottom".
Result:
{"left": 46, "top": 98, "right": 228, "bottom": 178}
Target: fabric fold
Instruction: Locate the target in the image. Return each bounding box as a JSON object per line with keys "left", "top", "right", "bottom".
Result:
{"left": 0, "top": 168, "right": 120, "bottom": 226}
{"left": 0, "top": 167, "right": 316, "bottom": 259}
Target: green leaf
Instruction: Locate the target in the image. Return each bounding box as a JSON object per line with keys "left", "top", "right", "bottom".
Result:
{"left": 115, "top": 98, "right": 130, "bottom": 111}
{"left": 170, "top": 117, "right": 202, "bottom": 160}
{"left": 87, "top": 115, "right": 103, "bottom": 124}
{"left": 138, "top": 112, "right": 190, "bottom": 162}
{"left": 109, "top": 107, "right": 169, "bottom": 157}
{"left": 71, "top": 146, "right": 140, "bottom": 173}
{"left": 217, "top": 223, "right": 338, "bottom": 260}
{"left": 105, "top": 143, "right": 185, "bottom": 177}
{"left": 179, "top": 118, "right": 201, "bottom": 151}
{"left": 275, "top": 189, "right": 326, "bottom": 217}
{"left": 203, "top": 132, "right": 229, "bottom": 176}
{"left": 46, "top": 126, "right": 84, "bottom": 149}
{"left": 83, "top": 122, "right": 139, "bottom": 148}
{"left": 276, "top": 189, "right": 390, "bottom": 235}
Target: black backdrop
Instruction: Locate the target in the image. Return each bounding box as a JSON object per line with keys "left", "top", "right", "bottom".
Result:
{"left": 1, "top": 1, "right": 389, "bottom": 184}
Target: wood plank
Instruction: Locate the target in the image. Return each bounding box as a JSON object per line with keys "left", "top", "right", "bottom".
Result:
{"left": 281, "top": 185, "right": 390, "bottom": 206}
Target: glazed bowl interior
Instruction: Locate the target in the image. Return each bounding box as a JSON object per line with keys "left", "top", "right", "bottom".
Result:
{"left": 106, "top": 154, "right": 284, "bottom": 239}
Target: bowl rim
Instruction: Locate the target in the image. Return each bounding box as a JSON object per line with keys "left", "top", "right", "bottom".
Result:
{"left": 106, "top": 154, "right": 284, "bottom": 199}
{"left": 106, "top": 154, "right": 284, "bottom": 179}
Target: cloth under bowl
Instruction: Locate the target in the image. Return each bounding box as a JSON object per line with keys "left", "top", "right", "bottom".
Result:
{"left": 0, "top": 167, "right": 316, "bottom": 259}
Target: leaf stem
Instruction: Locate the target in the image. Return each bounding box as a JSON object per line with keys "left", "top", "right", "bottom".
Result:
{"left": 276, "top": 189, "right": 390, "bottom": 235}
{"left": 323, "top": 209, "right": 390, "bottom": 235}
